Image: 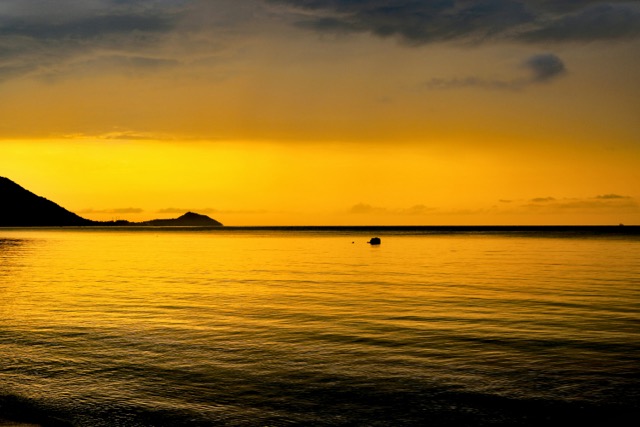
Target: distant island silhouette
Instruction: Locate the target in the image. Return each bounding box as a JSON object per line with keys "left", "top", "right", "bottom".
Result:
{"left": 0, "top": 177, "right": 223, "bottom": 227}
{"left": 140, "top": 212, "right": 222, "bottom": 227}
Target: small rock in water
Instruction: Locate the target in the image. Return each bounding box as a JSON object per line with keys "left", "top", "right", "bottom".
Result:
{"left": 368, "top": 237, "right": 381, "bottom": 245}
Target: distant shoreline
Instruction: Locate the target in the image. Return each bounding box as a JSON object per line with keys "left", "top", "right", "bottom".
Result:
{"left": 1, "top": 225, "right": 638, "bottom": 236}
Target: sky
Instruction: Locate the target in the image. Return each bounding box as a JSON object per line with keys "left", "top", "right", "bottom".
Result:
{"left": 1, "top": 0, "right": 639, "bottom": 225}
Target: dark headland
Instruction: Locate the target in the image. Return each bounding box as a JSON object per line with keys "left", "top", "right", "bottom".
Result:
{"left": 0, "top": 176, "right": 222, "bottom": 227}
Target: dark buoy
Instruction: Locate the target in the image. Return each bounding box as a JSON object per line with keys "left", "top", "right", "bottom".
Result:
{"left": 368, "top": 237, "right": 381, "bottom": 245}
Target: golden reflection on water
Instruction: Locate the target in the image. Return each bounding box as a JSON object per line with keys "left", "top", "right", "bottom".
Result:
{"left": 2, "top": 229, "right": 637, "bottom": 339}
{"left": 1, "top": 229, "right": 639, "bottom": 425}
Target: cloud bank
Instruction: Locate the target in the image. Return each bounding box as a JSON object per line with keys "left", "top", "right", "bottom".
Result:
{"left": 0, "top": 0, "right": 188, "bottom": 81}
{"left": 270, "top": 0, "right": 640, "bottom": 44}
{"left": 2, "top": 1, "right": 639, "bottom": 83}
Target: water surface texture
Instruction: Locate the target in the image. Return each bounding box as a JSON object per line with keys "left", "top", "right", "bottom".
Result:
{"left": 1, "top": 229, "right": 639, "bottom": 426}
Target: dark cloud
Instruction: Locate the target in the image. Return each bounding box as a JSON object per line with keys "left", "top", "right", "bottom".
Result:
{"left": 0, "top": 0, "right": 187, "bottom": 81}
{"left": 0, "top": 0, "right": 278, "bottom": 82}
{"left": 75, "top": 55, "right": 181, "bottom": 75}
{"left": 269, "top": 0, "right": 640, "bottom": 44}
{"left": 272, "top": 0, "right": 533, "bottom": 44}
{"left": 1, "top": 0, "right": 637, "bottom": 85}
{"left": 523, "top": 3, "right": 640, "bottom": 42}
{"left": 524, "top": 53, "right": 566, "bottom": 82}
{"left": 426, "top": 52, "right": 566, "bottom": 90}
{"left": 0, "top": 14, "right": 175, "bottom": 40}
{"left": 0, "top": 0, "right": 186, "bottom": 41}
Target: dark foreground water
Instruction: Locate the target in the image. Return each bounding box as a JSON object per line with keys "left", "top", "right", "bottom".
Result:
{"left": 1, "top": 227, "right": 639, "bottom": 426}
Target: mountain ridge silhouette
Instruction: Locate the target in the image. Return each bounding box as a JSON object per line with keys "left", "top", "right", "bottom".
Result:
{"left": 0, "top": 177, "right": 222, "bottom": 227}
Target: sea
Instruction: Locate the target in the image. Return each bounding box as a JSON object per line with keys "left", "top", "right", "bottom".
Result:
{"left": 0, "top": 226, "right": 639, "bottom": 426}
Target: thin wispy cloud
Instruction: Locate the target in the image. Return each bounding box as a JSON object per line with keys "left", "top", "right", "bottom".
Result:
{"left": 357, "top": 195, "right": 640, "bottom": 219}
{"left": 522, "top": 195, "right": 638, "bottom": 210}
{"left": 426, "top": 53, "right": 567, "bottom": 90}
{"left": 530, "top": 197, "right": 557, "bottom": 203}
{"left": 78, "top": 207, "right": 144, "bottom": 214}
{"left": 596, "top": 194, "right": 631, "bottom": 200}
{"left": 349, "top": 203, "right": 435, "bottom": 215}
{"left": 157, "top": 207, "right": 267, "bottom": 215}
{"left": 157, "top": 207, "right": 220, "bottom": 214}
{"left": 426, "top": 76, "right": 520, "bottom": 91}
{"left": 349, "top": 203, "right": 388, "bottom": 215}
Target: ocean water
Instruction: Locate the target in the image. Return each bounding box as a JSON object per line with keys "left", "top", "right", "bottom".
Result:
{"left": 0, "top": 227, "right": 639, "bottom": 426}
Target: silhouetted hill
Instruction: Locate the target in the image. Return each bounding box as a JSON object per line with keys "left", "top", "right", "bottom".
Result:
{"left": 1, "top": 177, "right": 224, "bottom": 227}
{"left": 0, "top": 177, "right": 94, "bottom": 226}
{"left": 141, "top": 212, "right": 223, "bottom": 226}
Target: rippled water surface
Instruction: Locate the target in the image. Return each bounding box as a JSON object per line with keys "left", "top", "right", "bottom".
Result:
{"left": 1, "top": 228, "right": 639, "bottom": 426}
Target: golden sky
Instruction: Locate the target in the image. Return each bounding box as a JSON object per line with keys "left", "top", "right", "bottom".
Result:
{"left": 1, "top": 0, "right": 639, "bottom": 225}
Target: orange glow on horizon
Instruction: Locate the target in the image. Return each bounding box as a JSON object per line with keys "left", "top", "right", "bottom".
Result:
{"left": 1, "top": 137, "right": 638, "bottom": 226}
